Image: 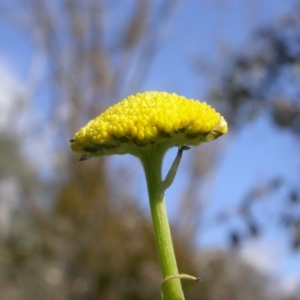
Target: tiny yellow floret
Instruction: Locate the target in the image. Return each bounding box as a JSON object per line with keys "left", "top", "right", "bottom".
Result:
{"left": 70, "top": 91, "right": 228, "bottom": 158}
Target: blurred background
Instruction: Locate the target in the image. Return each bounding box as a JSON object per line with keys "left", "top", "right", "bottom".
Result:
{"left": 0, "top": 0, "right": 300, "bottom": 299}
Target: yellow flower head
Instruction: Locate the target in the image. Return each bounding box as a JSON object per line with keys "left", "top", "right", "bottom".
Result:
{"left": 70, "top": 91, "right": 228, "bottom": 159}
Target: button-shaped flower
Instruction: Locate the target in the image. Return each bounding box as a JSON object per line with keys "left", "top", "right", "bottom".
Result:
{"left": 70, "top": 91, "right": 228, "bottom": 299}
{"left": 70, "top": 91, "right": 227, "bottom": 160}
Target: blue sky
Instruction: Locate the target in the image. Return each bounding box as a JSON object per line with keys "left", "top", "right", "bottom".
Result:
{"left": 141, "top": 0, "right": 292, "bottom": 97}
{"left": 1, "top": 0, "right": 299, "bottom": 295}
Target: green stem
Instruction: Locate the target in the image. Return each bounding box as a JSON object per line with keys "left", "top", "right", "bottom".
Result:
{"left": 139, "top": 146, "right": 185, "bottom": 300}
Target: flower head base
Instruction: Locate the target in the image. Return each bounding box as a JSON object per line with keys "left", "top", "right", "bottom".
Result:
{"left": 70, "top": 91, "right": 228, "bottom": 159}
